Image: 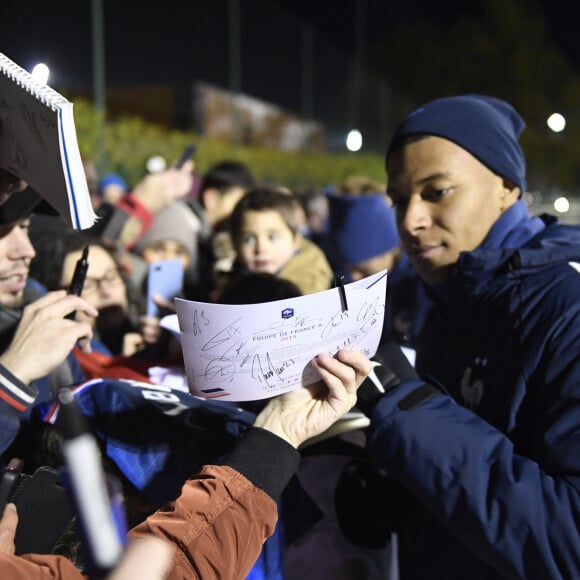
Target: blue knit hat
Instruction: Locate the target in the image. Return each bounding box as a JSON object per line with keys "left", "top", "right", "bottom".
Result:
{"left": 386, "top": 94, "right": 527, "bottom": 193}
{"left": 97, "top": 174, "right": 128, "bottom": 197}
{"left": 327, "top": 193, "right": 399, "bottom": 265}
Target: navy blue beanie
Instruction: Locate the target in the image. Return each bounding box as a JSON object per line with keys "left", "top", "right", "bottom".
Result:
{"left": 327, "top": 193, "right": 399, "bottom": 265}
{"left": 386, "top": 94, "right": 527, "bottom": 193}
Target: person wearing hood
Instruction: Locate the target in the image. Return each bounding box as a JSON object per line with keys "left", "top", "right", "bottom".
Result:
{"left": 0, "top": 185, "right": 95, "bottom": 455}
{"left": 349, "top": 95, "right": 580, "bottom": 579}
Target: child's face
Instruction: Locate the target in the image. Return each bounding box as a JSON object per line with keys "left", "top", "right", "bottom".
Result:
{"left": 141, "top": 239, "right": 191, "bottom": 269}
{"left": 236, "top": 210, "right": 300, "bottom": 274}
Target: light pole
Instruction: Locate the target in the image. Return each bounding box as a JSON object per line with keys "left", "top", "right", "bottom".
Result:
{"left": 349, "top": 0, "right": 367, "bottom": 152}
{"left": 301, "top": 23, "right": 314, "bottom": 151}
{"left": 229, "top": 0, "right": 242, "bottom": 149}
{"left": 91, "top": 0, "right": 106, "bottom": 176}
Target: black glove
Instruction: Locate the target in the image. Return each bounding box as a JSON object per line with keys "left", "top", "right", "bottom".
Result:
{"left": 356, "top": 339, "right": 419, "bottom": 416}
{"left": 333, "top": 459, "right": 393, "bottom": 549}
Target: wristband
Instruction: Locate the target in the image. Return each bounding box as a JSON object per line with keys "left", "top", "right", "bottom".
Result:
{"left": 117, "top": 193, "right": 155, "bottom": 247}
{"left": 356, "top": 362, "right": 400, "bottom": 416}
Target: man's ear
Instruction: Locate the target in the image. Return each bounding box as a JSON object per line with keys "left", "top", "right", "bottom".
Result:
{"left": 500, "top": 179, "right": 520, "bottom": 210}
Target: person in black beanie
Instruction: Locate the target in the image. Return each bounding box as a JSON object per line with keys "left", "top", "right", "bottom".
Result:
{"left": 348, "top": 94, "right": 580, "bottom": 579}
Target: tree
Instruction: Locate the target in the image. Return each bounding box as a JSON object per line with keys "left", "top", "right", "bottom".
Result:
{"left": 369, "top": 0, "right": 580, "bottom": 194}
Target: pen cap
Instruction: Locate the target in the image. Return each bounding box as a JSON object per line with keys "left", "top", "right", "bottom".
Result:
{"left": 57, "top": 388, "right": 88, "bottom": 439}
{"left": 80, "top": 244, "right": 89, "bottom": 263}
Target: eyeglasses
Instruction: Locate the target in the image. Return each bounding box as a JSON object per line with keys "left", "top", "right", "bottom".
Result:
{"left": 82, "top": 269, "right": 124, "bottom": 294}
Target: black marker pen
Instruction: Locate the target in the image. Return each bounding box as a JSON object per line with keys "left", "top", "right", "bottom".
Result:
{"left": 57, "top": 388, "right": 126, "bottom": 579}
{"left": 335, "top": 273, "right": 349, "bottom": 313}
{"left": 66, "top": 245, "right": 89, "bottom": 320}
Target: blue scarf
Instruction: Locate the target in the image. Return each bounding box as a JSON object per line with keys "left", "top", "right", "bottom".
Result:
{"left": 478, "top": 199, "right": 545, "bottom": 251}
{"left": 431, "top": 200, "right": 546, "bottom": 302}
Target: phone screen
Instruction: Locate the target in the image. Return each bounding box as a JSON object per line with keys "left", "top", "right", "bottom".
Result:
{"left": 146, "top": 259, "right": 184, "bottom": 317}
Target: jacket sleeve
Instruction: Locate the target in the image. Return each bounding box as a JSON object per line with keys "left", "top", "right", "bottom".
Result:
{"left": 129, "top": 427, "right": 300, "bottom": 580}
{"left": 0, "top": 364, "right": 38, "bottom": 456}
{"left": 0, "top": 553, "right": 85, "bottom": 579}
{"left": 367, "top": 341, "right": 580, "bottom": 580}
{"left": 90, "top": 195, "right": 154, "bottom": 250}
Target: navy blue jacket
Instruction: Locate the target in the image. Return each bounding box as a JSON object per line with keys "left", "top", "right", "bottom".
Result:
{"left": 367, "top": 208, "right": 580, "bottom": 579}
{"left": 0, "top": 280, "right": 85, "bottom": 458}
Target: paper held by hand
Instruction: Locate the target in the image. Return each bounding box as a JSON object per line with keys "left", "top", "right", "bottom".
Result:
{"left": 162, "top": 270, "right": 387, "bottom": 401}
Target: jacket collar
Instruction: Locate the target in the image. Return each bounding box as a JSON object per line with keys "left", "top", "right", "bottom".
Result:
{"left": 431, "top": 203, "right": 580, "bottom": 302}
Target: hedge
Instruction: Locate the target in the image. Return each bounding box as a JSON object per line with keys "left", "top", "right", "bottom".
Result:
{"left": 72, "top": 98, "right": 387, "bottom": 192}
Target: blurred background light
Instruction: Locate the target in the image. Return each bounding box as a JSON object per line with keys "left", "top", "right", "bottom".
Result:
{"left": 553, "top": 196, "right": 570, "bottom": 213}
{"left": 30, "top": 63, "right": 50, "bottom": 85}
{"left": 146, "top": 155, "right": 167, "bottom": 173}
{"left": 346, "top": 129, "right": 362, "bottom": 152}
{"left": 547, "top": 112, "right": 566, "bottom": 133}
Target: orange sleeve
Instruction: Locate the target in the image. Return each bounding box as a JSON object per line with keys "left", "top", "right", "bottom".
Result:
{"left": 0, "top": 552, "right": 85, "bottom": 579}
{"left": 130, "top": 465, "right": 278, "bottom": 580}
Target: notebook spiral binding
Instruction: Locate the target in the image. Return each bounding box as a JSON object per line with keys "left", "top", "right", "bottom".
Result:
{"left": 0, "top": 52, "right": 69, "bottom": 112}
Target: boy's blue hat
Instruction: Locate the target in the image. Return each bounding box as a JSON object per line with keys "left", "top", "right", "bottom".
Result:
{"left": 327, "top": 193, "right": 399, "bottom": 266}
{"left": 386, "top": 94, "right": 527, "bottom": 193}
{"left": 98, "top": 173, "right": 128, "bottom": 196}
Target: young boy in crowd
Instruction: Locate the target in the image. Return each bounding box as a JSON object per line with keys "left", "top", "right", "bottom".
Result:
{"left": 228, "top": 187, "right": 333, "bottom": 296}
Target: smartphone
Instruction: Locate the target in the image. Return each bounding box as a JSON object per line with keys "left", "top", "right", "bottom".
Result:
{"left": 175, "top": 143, "right": 197, "bottom": 169}
{"left": 12, "top": 466, "right": 76, "bottom": 555}
{"left": 146, "top": 258, "right": 184, "bottom": 317}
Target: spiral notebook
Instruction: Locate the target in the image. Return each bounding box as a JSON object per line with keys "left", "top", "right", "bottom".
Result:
{"left": 0, "top": 53, "right": 97, "bottom": 229}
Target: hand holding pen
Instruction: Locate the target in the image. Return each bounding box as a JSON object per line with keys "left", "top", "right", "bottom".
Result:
{"left": 0, "top": 292, "right": 97, "bottom": 384}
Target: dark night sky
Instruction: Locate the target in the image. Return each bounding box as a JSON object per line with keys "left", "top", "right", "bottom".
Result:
{"left": 1, "top": 0, "right": 579, "bottom": 131}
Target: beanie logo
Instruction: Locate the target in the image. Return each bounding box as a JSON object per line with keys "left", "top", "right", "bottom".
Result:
{"left": 282, "top": 308, "right": 294, "bottom": 319}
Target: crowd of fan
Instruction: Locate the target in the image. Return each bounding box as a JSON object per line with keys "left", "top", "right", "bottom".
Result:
{"left": 0, "top": 92, "right": 579, "bottom": 579}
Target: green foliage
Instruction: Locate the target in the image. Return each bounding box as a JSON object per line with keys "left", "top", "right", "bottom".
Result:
{"left": 71, "top": 98, "right": 103, "bottom": 158}
{"left": 71, "top": 98, "right": 386, "bottom": 190}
